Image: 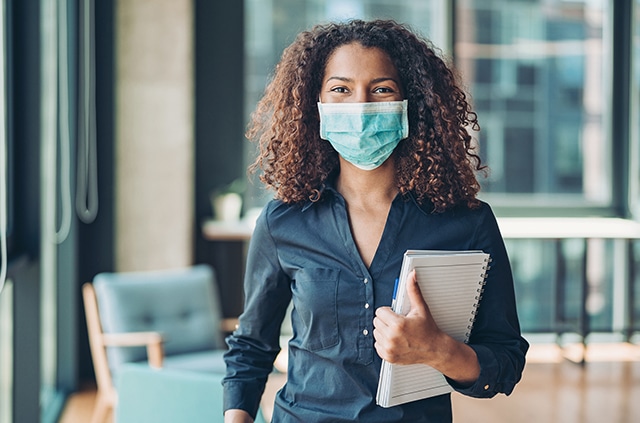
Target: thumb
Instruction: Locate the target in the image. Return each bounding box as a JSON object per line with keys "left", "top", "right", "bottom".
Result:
{"left": 406, "top": 269, "right": 428, "bottom": 317}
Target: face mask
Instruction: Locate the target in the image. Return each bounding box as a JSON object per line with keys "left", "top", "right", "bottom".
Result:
{"left": 317, "top": 100, "right": 409, "bottom": 170}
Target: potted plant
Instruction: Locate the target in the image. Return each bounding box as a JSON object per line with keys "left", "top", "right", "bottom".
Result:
{"left": 210, "top": 178, "right": 245, "bottom": 222}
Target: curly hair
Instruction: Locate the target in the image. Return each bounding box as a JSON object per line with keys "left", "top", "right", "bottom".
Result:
{"left": 247, "top": 19, "right": 486, "bottom": 212}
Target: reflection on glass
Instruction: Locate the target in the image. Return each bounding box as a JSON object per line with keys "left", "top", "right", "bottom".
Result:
{"left": 455, "top": 0, "right": 610, "bottom": 206}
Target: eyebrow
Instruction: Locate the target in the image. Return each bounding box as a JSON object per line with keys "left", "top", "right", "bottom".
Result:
{"left": 324, "top": 76, "right": 399, "bottom": 85}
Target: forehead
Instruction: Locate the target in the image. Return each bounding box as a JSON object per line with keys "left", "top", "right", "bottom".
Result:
{"left": 323, "top": 43, "right": 398, "bottom": 79}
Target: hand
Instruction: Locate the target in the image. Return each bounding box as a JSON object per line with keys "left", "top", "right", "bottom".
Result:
{"left": 373, "top": 269, "right": 445, "bottom": 366}
{"left": 224, "top": 409, "right": 254, "bottom": 423}
{"left": 373, "top": 270, "right": 480, "bottom": 383}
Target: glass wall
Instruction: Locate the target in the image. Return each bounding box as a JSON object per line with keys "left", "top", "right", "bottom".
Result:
{"left": 244, "top": 0, "right": 615, "bottom": 214}
{"left": 455, "top": 0, "right": 610, "bottom": 211}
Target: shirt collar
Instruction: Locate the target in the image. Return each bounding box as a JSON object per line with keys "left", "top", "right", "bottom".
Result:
{"left": 407, "top": 190, "right": 435, "bottom": 215}
{"left": 300, "top": 176, "right": 434, "bottom": 215}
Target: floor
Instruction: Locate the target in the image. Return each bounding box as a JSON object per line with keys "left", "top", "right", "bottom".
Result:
{"left": 58, "top": 342, "right": 640, "bottom": 423}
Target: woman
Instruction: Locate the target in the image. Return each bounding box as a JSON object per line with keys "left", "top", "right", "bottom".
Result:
{"left": 223, "top": 20, "right": 528, "bottom": 422}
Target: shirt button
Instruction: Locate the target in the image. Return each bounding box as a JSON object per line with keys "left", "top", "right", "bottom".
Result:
{"left": 363, "top": 278, "right": 369, "bottom": 284}
{"left": 363, "top": 329, "right": 369, "bottom": 336}
{"left": 483, "top": 384, "right": 490, "bottom": 390}
{"left": 364, "top": 303, "right": 370, "bottom": 309}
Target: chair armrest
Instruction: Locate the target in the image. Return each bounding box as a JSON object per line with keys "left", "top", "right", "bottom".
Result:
{"left": 101, "top": 331, "right": 163, "bottom": 346}
{"left": 101, "top": 331, "right": 164, "bottom": 368}
{"left": 221, "top": 317, "right": 239, "bottom": 333}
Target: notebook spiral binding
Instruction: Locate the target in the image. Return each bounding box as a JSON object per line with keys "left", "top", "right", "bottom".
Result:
{"left": 464, "top": 257, "right": 491, "bottom": 342}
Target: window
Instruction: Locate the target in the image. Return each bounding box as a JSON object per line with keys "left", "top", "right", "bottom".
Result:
{"left": 245, "top": 0, "right": 450, "bottom": 113}
{"left": 244, "top": 0, "right": 617, "bottom": 215}
{"left": 455, "top": 0, "right": 611, "bottom": 213}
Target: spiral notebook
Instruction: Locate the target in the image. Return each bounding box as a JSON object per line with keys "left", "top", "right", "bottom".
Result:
{"left": 376, "top": 250, "right": 491, "bottom": 408}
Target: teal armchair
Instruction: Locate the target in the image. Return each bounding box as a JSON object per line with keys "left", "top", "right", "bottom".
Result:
{"left": 83, "top": 264, "right": 237, "bottom": 423}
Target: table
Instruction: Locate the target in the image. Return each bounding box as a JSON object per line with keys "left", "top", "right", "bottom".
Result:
{"left": 201, "top": 219, "right": 254, "bottom": 241}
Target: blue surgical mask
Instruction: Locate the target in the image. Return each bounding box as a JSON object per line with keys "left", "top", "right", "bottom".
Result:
{"left": 318, "top": 100, "right": 409, "bottom": 170}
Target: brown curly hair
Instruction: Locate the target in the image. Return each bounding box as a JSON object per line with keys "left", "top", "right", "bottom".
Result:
{"left": 247, "top": 19, "right": 486, "bottom": 212}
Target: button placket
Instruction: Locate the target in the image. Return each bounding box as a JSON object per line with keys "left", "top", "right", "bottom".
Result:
{"left": 355, "top": 274, "right": 375, "bottom": 365}
{"left": 361, "top": 277, "right": 373, "bottom": 338}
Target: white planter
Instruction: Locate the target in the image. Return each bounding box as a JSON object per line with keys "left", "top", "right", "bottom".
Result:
{"left": 212, "top": 192, "right": 243, "bottom": 222}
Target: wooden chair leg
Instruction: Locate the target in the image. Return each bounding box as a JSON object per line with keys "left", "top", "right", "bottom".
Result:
{"left": 90, "top": 391, "right": 113, "bottom": 423}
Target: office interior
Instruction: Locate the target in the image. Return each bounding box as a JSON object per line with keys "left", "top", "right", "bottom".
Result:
{"left": 2, "top": 0, "right": 640, "bottom": 422}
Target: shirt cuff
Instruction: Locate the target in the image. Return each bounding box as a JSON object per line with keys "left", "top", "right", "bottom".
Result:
{"left": 447, "top": 344, "right": 500, "bottom": 398}
{"left": 223, "top": 380, "right": 264, "bottom": 419}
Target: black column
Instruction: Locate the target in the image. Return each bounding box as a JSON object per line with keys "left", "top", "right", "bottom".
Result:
{"left": 194, "top": 0, "right": 246, "bottom": 319}
{"left": 11, "top": 0, "right": 42, "bottom": 421}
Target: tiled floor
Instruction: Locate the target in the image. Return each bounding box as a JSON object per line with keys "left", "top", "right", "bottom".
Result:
{"left": 58, "top": 342, "right": 640, "bottom": 423}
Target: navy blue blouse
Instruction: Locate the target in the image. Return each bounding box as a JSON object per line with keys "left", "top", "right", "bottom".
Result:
{"left": 223, "top": 186, "right": 528, "bottom": 422}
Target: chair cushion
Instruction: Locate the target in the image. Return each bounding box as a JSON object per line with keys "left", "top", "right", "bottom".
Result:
{"left": 115, "top": 363, "right": 268, "bottom": 423}
{"left": 93, "top": 264, "right": 224, "bottom": 373}
{"left": 115, "top": 363, "right": 225, "bottom": 423}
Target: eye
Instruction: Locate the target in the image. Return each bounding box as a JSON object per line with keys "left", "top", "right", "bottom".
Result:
{"left": 373, "top": 86, "right": 395, "bottom": 94}
{"left": 330, "top": 86, "right": 349, "bottom": 93}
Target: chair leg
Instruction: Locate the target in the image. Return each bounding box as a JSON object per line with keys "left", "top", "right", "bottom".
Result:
{"left": 91, "top": 392, "right": 113, "bottom": 423}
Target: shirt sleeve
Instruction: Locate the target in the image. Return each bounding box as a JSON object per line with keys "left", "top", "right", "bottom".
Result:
{"left": 449, "top": 203, "right": 529, "bottom": 398}
{"left": 222, "top": 203, "right": 292, "bottom": 418}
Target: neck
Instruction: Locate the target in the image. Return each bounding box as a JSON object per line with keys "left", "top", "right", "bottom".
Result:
{"left": 336, "top": 158, "right": 398, "bottom": 205}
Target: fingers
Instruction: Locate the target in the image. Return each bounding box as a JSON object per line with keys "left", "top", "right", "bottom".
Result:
{"left": 373, "top": 270, "right": 443, "bottom": 365}
{"left": 374, "top": 305, "right": 394, "bottom": 321}
{"left": 406, "top": 269, "right": 427, "bottom": 316}
{"left": 373, "top": 307, "right": 392, "bottom": 342}
{"left": 373, "top": 313, "right": 402, "bottom": 361}
{"left": 373, "top": 306, "right": 400, "bottom": 349}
